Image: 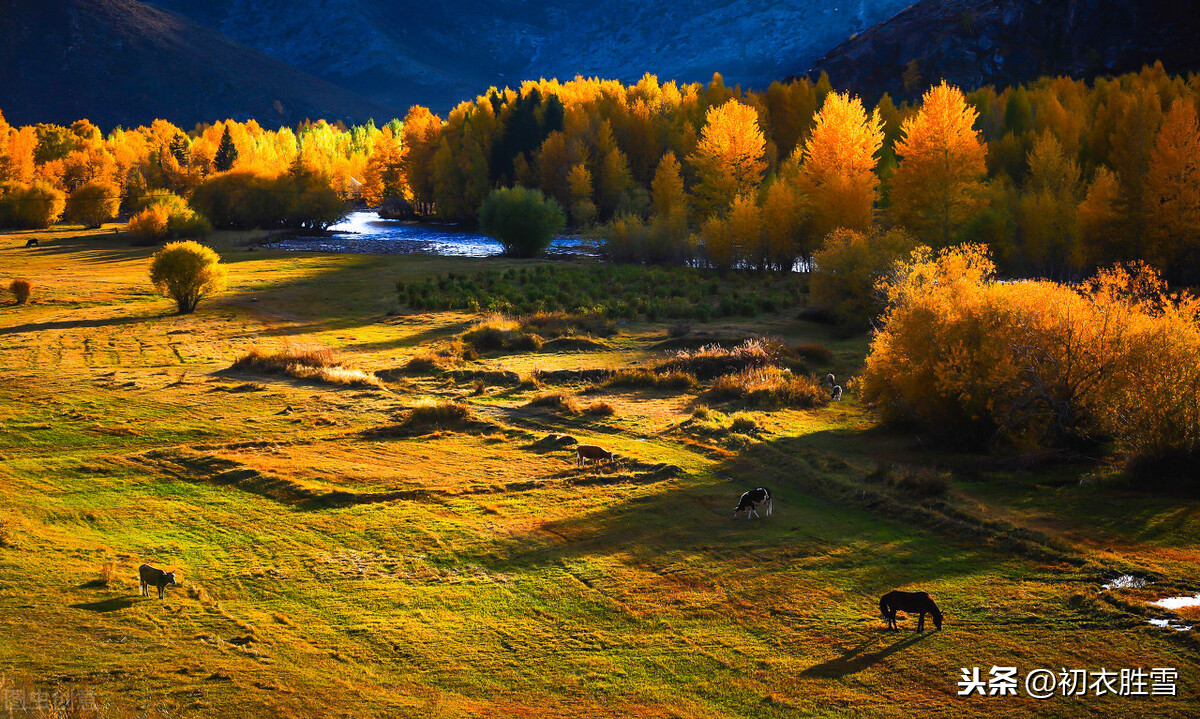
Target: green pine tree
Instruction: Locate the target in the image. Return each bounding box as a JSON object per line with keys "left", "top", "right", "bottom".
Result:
{"left": 214, "top": 125, "right": 238, "bottom": 172}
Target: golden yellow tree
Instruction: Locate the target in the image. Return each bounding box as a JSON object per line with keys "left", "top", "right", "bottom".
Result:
{"left": 650, "top": 151, "right": 686, "bottom": 220}
{"left": 1145, "top": 98, "right": 1200, "bottom": 276}
{"left": 798, "top": 92, "right": 883, "bottom": 240}
{"left": 688, "top": 99, "right": 767, "bottom": 218}
{"left": 401, "top": 106, "right": 443, "bottom": 214}
{"left": 890, "top": 81, "right": 987, "bottom": 246}
{"left": 1078, "top": 166, "right": 1124, "bottom": 263}
{"left": 567, "top": 163, "right": 596, "bottom": 226}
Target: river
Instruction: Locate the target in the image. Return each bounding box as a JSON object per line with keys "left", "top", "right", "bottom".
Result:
{"left": 264, "top": 211, "right": 592, "bottom": 257}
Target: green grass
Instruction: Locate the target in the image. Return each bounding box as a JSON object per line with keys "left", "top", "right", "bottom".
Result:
{"left": 0, "top": 224, "right": 1198, "bottom": 717}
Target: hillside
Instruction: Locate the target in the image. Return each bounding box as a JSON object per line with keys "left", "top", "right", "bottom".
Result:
{"left": 807, "top": 0, "right": 1200, "bottom": 102}
{"left": 0, "top": 0, "right": 398, "bottom": 129}
{"left": 146, "top": 0, "right": 914, "bottom": 113}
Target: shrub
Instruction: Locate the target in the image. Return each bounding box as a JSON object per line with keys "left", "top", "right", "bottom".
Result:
{"left": 64, "top": 180, "right": 121, "bottom": 229}
{"left": 478, "top": 186, "right": 566, "bottom": 258}
{"left": 526, "top": 392, "right": 580, "bottom": 414}
{"left": 810, "top": 227, "right": 917, "bottom": 329}
{"left": 148, "top": 241, "right": 227, "bottom": 314}
{"left": 728, "top": 413, "right": 761, "bottom": 435}
{"left": 128, "top": 192, "right": 210, "bottom": 245}
{"left": 705, "top": 367, "right": 829, "bottom": 409}
{"left": 9, "top": 279, "right": 32, "bottom": 305}
{"left": 0, "top": 181, "right": 65, "bottom": 229}
{"left": 231, "top": 342, "right": 382, "bottom": 388}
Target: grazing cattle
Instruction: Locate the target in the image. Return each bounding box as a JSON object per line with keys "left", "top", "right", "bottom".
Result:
{"left": 734, "top": 487, "right": 772, "bottom": 518}
{"left": 880, "top": 590, "right": 943, "bottom": 631}
{"left": 831, "top": 385, "right": 842, "bottom": 401}
{"left": 576, "top": 444, "right": 617, "bottom": 469}
{"left": 24, "top": 238, "right": 39, "bottom": 248}
{"left": 139, "top": 564, "right": 177, "bottom": 600}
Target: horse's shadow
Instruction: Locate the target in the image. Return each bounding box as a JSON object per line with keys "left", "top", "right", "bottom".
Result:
{"left": 800, "top": 631, "right": 933, "bottom": 678}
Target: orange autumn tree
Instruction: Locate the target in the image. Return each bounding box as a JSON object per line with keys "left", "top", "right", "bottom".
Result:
{"left": 688, "top": 99, "right": 767, "bottom": 218}
{"left": 797, "top": 91, "right": 884, "bottom": 240}
{"left": 889, "top": 81, "right": 987, "bottom": 246}
{"left": 362, "top": 128, "right": 405, "bottom": 207}
{"left": 1145, "top": 98, "right": 1200, "bottom": 279}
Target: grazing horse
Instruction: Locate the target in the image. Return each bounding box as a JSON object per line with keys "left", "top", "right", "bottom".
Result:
{"left": 880, "top": 590, "right": 943, "bottom": 631}
{"left": 24, "top": 238, "right": 39, "bottom": 247}
{"left": 831, "top": 385, "right": 842, "bottom": 401}
{"left": 734, "top": 487, "right": 772, "bottom": 518}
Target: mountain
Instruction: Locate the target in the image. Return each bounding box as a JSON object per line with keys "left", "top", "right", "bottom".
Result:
{"left": 808, "top": 0, "right": 1200, "bottom": 102}
{"left": 145, "top": 0, "right": 914, "bottom": 113}
{"left": 0, "top": 0, "right": 398, "bottom": 129}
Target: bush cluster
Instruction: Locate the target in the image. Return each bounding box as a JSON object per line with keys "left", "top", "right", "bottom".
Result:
{"left": 128, "top": 191, "right": 210, "bottom": 245}
{"left": 0, "top": 181, "right": 65, "bottom": 229}
{"left": 862, "top": 245, "right": 1200, "bottom": 486}
{"left": 191, "top": 169, "right": 346, "bottom": 231}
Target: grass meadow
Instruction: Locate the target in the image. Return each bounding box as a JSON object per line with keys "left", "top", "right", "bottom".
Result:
{"left": 1, "top": 224, "right": 1199, "bottom": 718}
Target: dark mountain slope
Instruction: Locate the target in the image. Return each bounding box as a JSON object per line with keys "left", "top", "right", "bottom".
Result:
{"left": 146, "top": 0, "right": 915, "bottom": 113}
{"left": 0, "top": 0, "right": 398, "bottom": 129}
{"left": 808, "top": 0, "right": 1200, "bottom": 102}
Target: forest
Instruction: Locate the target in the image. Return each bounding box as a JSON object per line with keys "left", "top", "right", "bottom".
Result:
{"left": 2, "top": 62, "right": 1199, "bottom": 282}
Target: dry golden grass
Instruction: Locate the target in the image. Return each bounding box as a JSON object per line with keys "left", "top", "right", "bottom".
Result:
{"left": 705, "top": 366, "right": 829, "bottom": 409}
{"left": 231, "top": 342, "right": 383, "bottom": 388}
{"left": 526, "top": 391, "right": 580, "bottom": 414}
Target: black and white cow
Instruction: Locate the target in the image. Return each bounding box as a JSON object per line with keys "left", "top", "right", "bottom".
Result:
{"left": 734, "top": 487, "right": 772, "bottom": 519}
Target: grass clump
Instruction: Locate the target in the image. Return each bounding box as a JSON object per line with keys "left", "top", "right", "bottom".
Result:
{"left": 9, "top": 278, "right": 31, "bottom": 305}
{"left": 461, "top": 312, "right": 616, "bottom": 355}
{"left": 585, "top": 400, "right": 617, "bottom": 417}
{"left": 0, "top": 518, "right": 14, "bottom": 547}
{"left": 462, "top": 315, "right": 544, "bottom": 353}
{"left": 656, "top": 338, "right": 781, "bottom": 380}
{"left": 526, "top": 392, "right": 580, "bottom": 414}
{"left": 704, "top": 367, "right": 829, "bottom": 409}
{"left": 603, "top": 368, "right": 696, "bottom": 391}
{"left": 727, "top": 412, "right": 762, "bottom": 435}
{"left": 231, "top": 343, "right": 383, "bottom": 388}
{"left": 399, "top": 400, "right": 474, "bottom": 431}
{"left": 404, "top": 353, "right": 445, "bottom": 375}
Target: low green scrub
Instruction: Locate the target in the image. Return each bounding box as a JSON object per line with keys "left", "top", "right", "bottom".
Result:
{"left": 397, "top": 264, "right": 802, "bottom": 320}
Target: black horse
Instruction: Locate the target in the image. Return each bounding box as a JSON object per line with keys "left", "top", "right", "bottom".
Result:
{"left": 880, "top": 590, "right": 943, "bottom": 631}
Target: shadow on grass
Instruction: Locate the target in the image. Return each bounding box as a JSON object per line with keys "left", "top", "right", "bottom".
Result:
{"left": 70, "top": 596, "right": 137, "bottom": 612}
{"left": 0, "top": 314, "right": 161, "bottom": 336}
{"left": 800, "top": 632, "right": 933, "bottom": 678}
